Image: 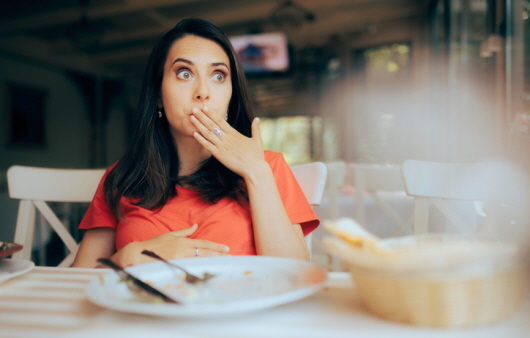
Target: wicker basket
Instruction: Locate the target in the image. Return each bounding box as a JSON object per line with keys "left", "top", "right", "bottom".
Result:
{"left": 324, "top": 234, "right": 529, "bottom": 328}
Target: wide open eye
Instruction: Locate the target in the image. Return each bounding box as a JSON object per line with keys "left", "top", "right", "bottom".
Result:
{"left": 177, "top": 70, "right": 192, "bottom": 80}
{"left": 212, "top": 73, "right": 225, "bottom": 82}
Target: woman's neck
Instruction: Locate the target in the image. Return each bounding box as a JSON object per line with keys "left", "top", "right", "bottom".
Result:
{"left": 174, "top": 135, "right": 210, "bottom": 177}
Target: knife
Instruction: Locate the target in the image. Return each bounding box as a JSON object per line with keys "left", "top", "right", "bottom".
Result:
{"left": 97, "top": 258, "right": 180, "bottom": 304}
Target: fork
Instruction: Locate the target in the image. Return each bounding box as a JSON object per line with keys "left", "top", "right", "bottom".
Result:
{"left": 141, "top": 250, "right": 215, "bottom": 284}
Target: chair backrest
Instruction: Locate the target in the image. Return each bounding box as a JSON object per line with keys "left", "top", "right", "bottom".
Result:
{"left": 290, "top": 162, "right": 327, "bottom": 255}
{"left": 401, "top": 159, "right": 530, "bottom": 234}
{"left": 323, "top": 161, "right": 347, "bottom": 220}
{"left": 290, "top": 162, "right": 327, "bottom": 206}
{"left": 7, "top": 163, "right": 327, "bottom": 266}
{"left": 7, "top": 165, "right": 105, "bottom": 266}
{"left": 349, "top": 163, "right": 412, "bottom": 235}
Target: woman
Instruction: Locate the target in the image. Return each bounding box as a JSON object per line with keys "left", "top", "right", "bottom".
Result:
{"left": 73, "top": 18, "right": 319, "bottom": 268}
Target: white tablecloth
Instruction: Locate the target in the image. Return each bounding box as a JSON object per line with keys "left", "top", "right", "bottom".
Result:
{"left": 0, "top": 265, "right": 529, "bottom": 338}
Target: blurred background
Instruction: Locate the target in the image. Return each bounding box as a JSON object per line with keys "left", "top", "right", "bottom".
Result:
{"left": 0, "top": 0, "right": 529, "bottom": 264}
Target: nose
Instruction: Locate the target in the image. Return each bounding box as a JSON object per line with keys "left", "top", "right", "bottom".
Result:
{"left": 193, "top": 78, "right": 210, "bottom": 102}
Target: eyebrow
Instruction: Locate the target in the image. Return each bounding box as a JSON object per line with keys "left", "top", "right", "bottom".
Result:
{"left": 172, "top": 58, "right": 230, "bottom": 70}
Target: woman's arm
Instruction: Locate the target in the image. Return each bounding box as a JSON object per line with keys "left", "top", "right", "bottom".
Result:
{"left": 73, "top": 225, "right": 231, "bottom": 268}
{"left": 244, "top": 160, "right": 309, "bottom": 260}
{"left": 192, "top": 108, "right": 309, "bottom": 260}
{"left": 73, "top": 227, "right": 116, "bottom": 268}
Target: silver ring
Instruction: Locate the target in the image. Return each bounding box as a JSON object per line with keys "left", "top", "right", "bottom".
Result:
{"left": 195, "top": 247, "right": 199, "bottom": 257}
{"left": 213, "top": 127, "right": 222, "bottom": 137}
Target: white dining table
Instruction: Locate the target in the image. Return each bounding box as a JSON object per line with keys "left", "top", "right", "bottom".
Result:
{"left": 0, "top": 263, "right": 529, "bottom": 338}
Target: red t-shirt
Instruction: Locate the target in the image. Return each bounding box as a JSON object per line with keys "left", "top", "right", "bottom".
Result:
{"left": 79, "top": 151, "right": 319, "bottom": 255}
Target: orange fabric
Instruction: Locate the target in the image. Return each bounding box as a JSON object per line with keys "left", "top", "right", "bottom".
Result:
{"left": 79, "top": 151, "right": 319, "bottom": 255}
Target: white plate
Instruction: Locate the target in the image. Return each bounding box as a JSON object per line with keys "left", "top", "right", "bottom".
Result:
{"left": 0, "top": 258, "right": 35, "bottom": 284}
{"left": 85, "top": 256, "right": 327, "bottom": 317}
{"left": 0, "top": 241, "right": 23, "bottom": 258}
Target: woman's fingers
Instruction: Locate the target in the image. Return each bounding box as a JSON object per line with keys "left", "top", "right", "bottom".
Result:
{"left": 251, "top": 117, "right": 263, "bottom": 148}
{"left": 193, "top": 131, "right": 216, "bottom": 153}
{"left": 194, "top": 247, "right": 230, "bottom": 257}
{"left": 166, "top": 225, "right": 230, "bottom": 255}
{"left": 191, "top": 107, "right": 225, "bottom": 140}
{"left": 193, "top": 239, "right": 230, "bottom": 254}
{"left": 201, "top": 106, "right": 228, "bottom": 128}
{"left": 191, "top": 113, "right": 217, "bottom": 140}
{"left": 190, "top": 106, "right": 266, "bottom": 177}
{"left": 173, "top": 239, "right": 229, "bottom": 258}
{"left": 162, "top": 229, "right": 230, "bottom": 255}
{"left": 114, "top": 227, "right": 230, "bottom": 266}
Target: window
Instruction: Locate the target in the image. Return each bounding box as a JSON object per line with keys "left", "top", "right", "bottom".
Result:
{"left": 260, "top": 115, "right": 321, "bottom": 165}
{"left": 350, "top": 42, "right": 413, "bottom": 163}
{"left": 426, "top": 0, "right": 500, "bottom": 161}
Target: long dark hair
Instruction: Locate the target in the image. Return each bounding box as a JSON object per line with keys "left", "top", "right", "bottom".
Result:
{"left": 105, "top": 18, "right": 254, "bottom": 219}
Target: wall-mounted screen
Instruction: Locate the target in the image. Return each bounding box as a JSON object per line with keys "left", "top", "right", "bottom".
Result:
{"left": 229, "top": 32, "right": 290, "bottom": 75}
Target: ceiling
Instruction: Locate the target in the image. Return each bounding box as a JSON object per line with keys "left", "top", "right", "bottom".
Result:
{"left": 0, "top": 0, "right": 426, "bottom": 82}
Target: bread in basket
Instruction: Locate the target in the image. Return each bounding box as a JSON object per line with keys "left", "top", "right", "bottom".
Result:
{"left": 323, "top": 218, "right": 529, "bottom": 328}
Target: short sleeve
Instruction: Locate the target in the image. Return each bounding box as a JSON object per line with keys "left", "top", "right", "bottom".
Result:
{"left": 78, "top": 165, "right": 118, "bottom": 231}
{"left": 265, "top": 151, "right": 320, "bottom": 235}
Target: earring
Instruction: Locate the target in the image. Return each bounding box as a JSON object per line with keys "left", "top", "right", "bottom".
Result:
{"left": 225, "top": 115, "right": 228, "bottom": 121}
{"left": 158, "top": 109, "right": 162, "bottom": 118}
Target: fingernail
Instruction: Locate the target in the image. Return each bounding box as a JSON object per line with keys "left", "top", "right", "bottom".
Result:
{"left": 223, "top": 246, "right": 230, "bottom": 252}
{"left": 191, "top": 115, "right": 198, "bottom": 121}
{"left": 256, "top": 117, "right": 260, "bottom": 123}
{"left": 192, "top": 108, "right": 199, "bottom": 113}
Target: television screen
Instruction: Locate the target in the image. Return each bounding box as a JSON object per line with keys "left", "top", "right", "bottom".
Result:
{"left": 229, "top": 32, "right": 290, "bottom": 75}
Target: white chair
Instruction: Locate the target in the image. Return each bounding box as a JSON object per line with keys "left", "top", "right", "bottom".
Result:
{"left": 7, "top": 163, "right": 326, "bottom": 266}
{"left": 290, "top": 162, "right": 327, "bottom": 255}
{"left": 7, "top": 166, "right": 105, "bottom": 267}
{"left": 349, "top": 163, "right": 413, "bottom": 236}
{"left": 323, "top": 161, "right": 347, "bottom": 220}
{"left": 320, "top": 161, "right": 347, "bottom": 270}
{"left": 290, "top": 162, "right": 327, "bottom": 207}
{"left": 401, "top": 159, "right": 530, "bottom": 236}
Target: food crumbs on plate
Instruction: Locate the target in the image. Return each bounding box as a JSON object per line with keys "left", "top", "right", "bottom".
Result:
{"left": 183, "top": 288, "right": 199, "bottom": 298}
{"left": 166, "top": 283, "right": 172, "bottom": 289}
{"left": 244, "top": 270, "right": 253, "bottom": 275}
{"left": 176, "top": 283, "right": 185, "bottom": 289}
{"left": 145, "top": 281, "right": 154, "bottom": 286}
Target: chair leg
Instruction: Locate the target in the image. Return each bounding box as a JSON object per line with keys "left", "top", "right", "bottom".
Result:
{"left": 34, "top": 201, "right": 79, "bottom": 255}
{"left": 12, "top": 200, "right": 36, "bottom": 261}
{"left": 305, "top": 233, "right": 312, "bottom": 260}
{"left": 414, "top": 198, "right": 429, "bottom": 234}
{"left": 59, "top": 252, "right": 76, "bottom": 267}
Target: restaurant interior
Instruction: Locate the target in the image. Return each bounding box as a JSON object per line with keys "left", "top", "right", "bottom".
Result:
{"left": 1, "top": 0, "right": 530, "bottom": 335}
{"left": 1, "top": 0, "right": 529, "bottom": 260}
